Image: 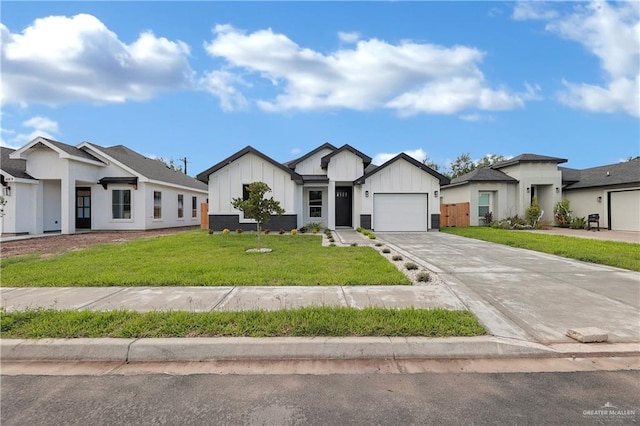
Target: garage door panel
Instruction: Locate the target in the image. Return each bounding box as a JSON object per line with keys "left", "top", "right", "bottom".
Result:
{"left": 373, "top": 193, "right": 428, "bottom": 232}
{"left": 610, "top": 190, "right": 640, "bottom": 232}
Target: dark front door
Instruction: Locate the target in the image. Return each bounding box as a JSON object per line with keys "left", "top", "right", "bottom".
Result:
{"left": 335, "top": 186, "right": 352, "bottom": 227}
{"left": 76, "top": 187, "right": 91, "bottom": 229}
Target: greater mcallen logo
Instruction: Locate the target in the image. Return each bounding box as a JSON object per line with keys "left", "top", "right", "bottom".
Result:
{"left": 583, "top": 402, "right": 636, "bottom": 421}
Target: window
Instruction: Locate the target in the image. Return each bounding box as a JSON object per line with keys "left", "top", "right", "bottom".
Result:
{"left": 309, "top": 190, "right": 322, "bottom": 218}
{"left": 153, "top": 191, "right": 162, "bottom": 219}
{"left": 112, "top": 190, "right": 131, "bottom": 219}
{"left": 192, "top": 196, "right": 197, "bottom": 218}
{"left": 177, "top": 194, "right": 184, "bottom": 218}
{"left": 478, "top": 192, "right": 491, "bottom": 218}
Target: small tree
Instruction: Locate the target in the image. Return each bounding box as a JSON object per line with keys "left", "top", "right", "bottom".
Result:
{"left": 231, "top": 182, "right": 285, "bottom": 250}
{"left": 526, "top": 196, "right": 542, "bottom": 227}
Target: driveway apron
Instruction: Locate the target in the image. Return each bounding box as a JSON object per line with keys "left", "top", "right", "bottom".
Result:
{"left": 377, "top": 232, "right": 640, "bottom": 344}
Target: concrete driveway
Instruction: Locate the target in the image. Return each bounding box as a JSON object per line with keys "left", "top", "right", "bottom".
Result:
{"left": 378, "top": 232, "right": 640, "bottom": 344}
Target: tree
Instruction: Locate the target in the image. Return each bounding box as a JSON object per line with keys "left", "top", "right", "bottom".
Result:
{"left": 231, "top": 182, "right": 285, "bottom": 250}
{"left": 448, "top": 153, "right": 476, "bottom": 179}
{"left": 156, "top": 157, "right": 184, "bottom": 173}
{"left": 421, "top": 156, "right": 440, "bottom": 172}
{"left": 476, "top": 154, "right": 506, "bottom": 168}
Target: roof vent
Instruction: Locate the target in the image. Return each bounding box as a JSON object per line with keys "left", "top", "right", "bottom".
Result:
{"left": 606, "top": 171, "right": 610, "bottom": 176}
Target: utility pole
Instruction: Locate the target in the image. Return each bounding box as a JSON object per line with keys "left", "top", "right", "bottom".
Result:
{"left": 179, "top": 157, "right": 188, "bottom": 175}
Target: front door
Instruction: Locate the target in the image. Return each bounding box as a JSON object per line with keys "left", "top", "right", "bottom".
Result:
{"left": 76, "top": 187, "right": 91, "bottom": 229}
{"left": 335, "top": 186, "right": 352, "bottom": 227}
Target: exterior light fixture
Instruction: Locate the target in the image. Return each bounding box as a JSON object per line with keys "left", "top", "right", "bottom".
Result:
{"left": 3, "top": 186, "right": 10, "bottom": 196}
{"left": 556, "top": 187, "right": 560, "bottom": 193}
{"left": 365, "top": 190, "right": 369, "bottom": 198}
{"left": 526, "top": 187, "right": 530, "bottom": 193}
{"left": 597, "top": 196, "right": 602, "bottom": 203}
{"left": 434, "top": 190, "right": 439, "bottom": 197}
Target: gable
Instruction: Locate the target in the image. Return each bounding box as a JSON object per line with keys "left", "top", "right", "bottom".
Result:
{"left": 292, "top": 147, "right": 334, "bottom": 175}
{"left": 356, "top": 153, "right": 449, "bottom": 186}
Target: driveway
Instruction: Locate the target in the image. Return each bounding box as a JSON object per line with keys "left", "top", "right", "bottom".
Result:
{"left": 378, "top": 232, "right": 640, "bottom": 344}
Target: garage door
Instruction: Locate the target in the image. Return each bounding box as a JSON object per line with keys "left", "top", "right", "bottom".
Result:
{"left": 373, "top": 193, "right": 428, "bottom": 232}
{"left": 610, "top": 190, "right": 640, "bottom": 232}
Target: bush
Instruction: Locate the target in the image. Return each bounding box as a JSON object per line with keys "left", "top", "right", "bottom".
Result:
{"left": 305, "top": 222, "right": 323, "bottom": 233}
{"left": 235, "top": 228, "right": 243, "bottom": 234}
{"left": 263, "top": 229, "right": 271, "bottom": 234}
{"left": 375, "top": 243, "right": 383, "bottom": 247}
{"left": 278, "top": 229, "right": 286, "bottom": 235}
{"left": 405, "top": 262, "right": 418, "bottom": 270}
{"left": 482, "top": 211, "right": 493, "bottom": 226}
{"left": 368, "top": 233, "right": 376, "bottom": 239}
{"left": 416, "top": 271, "right": 431, "bottom": 282}
{"left": 382, "top": 248, "right": 391, "bottom": 254}
{"left": 554, "top": 199, "right": 573, "bottom": 228}
{"left": 351, "top": 243, "right": 358, "bottom": 247}
{"left": 290, "top": 229, "right": 298, "bottom": 235}
{"left": 222, "top": 228, "right": 230, "bottom": 234}
{"left": 526, "top": 196, "right": 542, "bottom": 227}
{"left": 298, "top": 226, "right": 307, "bottom": 234}
{"left": 328, "top": 238, "right": 335, "bottom": 242}
{"left": 392, "top": 255, "right": 403, "bottom": 261}
{"left": 208, "top": 229, "right": 215, "bottom": 235}
{"left": 570, "top": 216, "right": 587, "bottom": 229}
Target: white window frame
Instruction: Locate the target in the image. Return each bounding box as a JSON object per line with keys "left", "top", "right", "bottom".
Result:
{"left": 153, "top": 191, "right": 162, "bottom": 220}
{"left": 111, "top": 188, "right": 132, "bottom": 221}
{"left": 478, "top": 192, "right": 491, "bottom": 219}
{"left": 177, "top": 194, "right": 184, "bottom": 219}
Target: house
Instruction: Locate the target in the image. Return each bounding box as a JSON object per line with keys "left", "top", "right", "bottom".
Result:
{"left": 440, "top": 154, "right": 640, "bottom": 232}
{"left": 196, "top": 143, "right": 449, "bottom": 232}
{"left": 1, "top": 137, "right": 208, "bottom": 236}
{"left": 561, "top": 158, "right": 640, "bottom": 232}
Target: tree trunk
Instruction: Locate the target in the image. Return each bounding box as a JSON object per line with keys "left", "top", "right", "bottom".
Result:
{"left": 257, "top": 222, "right": 261, "bottom": 250}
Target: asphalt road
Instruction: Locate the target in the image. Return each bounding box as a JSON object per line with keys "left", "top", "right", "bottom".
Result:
{"left": 3, "top": 370, "right": 638, "bottom": 425}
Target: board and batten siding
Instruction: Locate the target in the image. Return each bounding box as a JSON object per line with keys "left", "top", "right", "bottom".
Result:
{"left": 326, "top": 151, "right": 365, "bottom": 182}
{"left": 207, "top": 153, "right": 296, "bottom": 215}
{"left": 293, "top": 148, "right": 333, "bottom": 176}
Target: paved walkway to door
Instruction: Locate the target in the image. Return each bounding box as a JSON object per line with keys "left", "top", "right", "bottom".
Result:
{"left": 377, "top": 232, "right": 640, "bottom": 344}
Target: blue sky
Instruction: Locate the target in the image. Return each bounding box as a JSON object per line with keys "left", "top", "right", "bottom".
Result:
{"left": 1, "top": 1, "right": 638, "bottom": 176}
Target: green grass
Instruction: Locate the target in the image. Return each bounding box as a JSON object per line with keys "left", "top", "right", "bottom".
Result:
{"left": 0, "top": 307, "right": 486, "bottom": 338}
{"left": 441, "top": 227, "right": 640, "bottom": 271}
{"left": 0, "top": 231, "right": 410, "bottom": 286}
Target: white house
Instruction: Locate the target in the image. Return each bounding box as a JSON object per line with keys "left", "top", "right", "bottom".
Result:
{"left": 1, "top": 137, "right": 208, "bottom": 235}
{"left": 196, "top": 143, "right": 450, "bottom": 232}
{"left": 440, "top": 154, "right": 640, "bottom": 232}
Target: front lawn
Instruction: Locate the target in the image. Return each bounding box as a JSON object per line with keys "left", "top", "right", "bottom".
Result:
{"left": 0, "top": 231, "right": 410, "bottom": 286}
{"left": 441, "top": 227, "right": 640, "bottom": 271}
{"left": 0, "top": 307, "right": 486, "bottom": 338}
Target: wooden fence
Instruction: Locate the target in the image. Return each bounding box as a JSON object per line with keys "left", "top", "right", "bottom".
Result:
{"left": 200, "top": 203, "right": 209, "bottom": 230}
{"left": 441, "top": 202, "right": 470, "bottom": 227}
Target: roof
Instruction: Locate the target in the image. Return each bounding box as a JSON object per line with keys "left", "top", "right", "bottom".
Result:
{"left": 446, "top": 167, "right": 518, "bottom": 187}
{"left": 196, "top": 146, "right": 303, "bottom": 184}
{"left": 321, "top": 144, "right": 372, "bottom": 169}
{"left": 564, "top": 158, "right": 640, "bottom": 190}
{"left": 43, "top": 138, "right": 103, "bottom": 163}
{"left": 285, "top": 142, "right": 337, "bottom": 169}
{"left": 559, "top": 167, "right": 581, "bottom": 184}
{"left": 92, "top": 144, "right": 207, "bottom": 191}
{"left": 355, "top": 152, "right": 450, "bottom": 186}
{"left": 0, "top": 147, "right": 35, "bottom": 180}
{"left": 491, "top": 153, "right": 567, "bottom": 169}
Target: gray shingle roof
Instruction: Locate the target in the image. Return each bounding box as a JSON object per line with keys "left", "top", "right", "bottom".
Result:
{"left": 95, "top": 144, "right": 207, "bottom": 191}
{"left": 564, "top": 158, "right": 640, "bottom": 190}
{"left": 492, "top": 153, "right": 567, "bottom": 169}
{"left": 448, "top": 167, "right": 518, "bottom": 185}
{"left": 559, "top": 167, "right": 581, "bottom": 184}
{"left": 42, "top": 138, "right": 104, "bottom": 163}
{"left": 1, "top": 147, "right": 35, "bottom": 180}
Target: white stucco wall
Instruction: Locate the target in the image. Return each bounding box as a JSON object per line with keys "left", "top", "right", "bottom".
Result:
{"left": 440, "top": 185, "right": 469, "bottom": 204}
{"left": 563, "top": 188, "right": 607, "bottom": 227}
{"left": 498, "top": 163, "right": 562, "bottom": 217}
{"left": 207, "top": 153, "right": 296, "bottom": 216}
{"left": 0, "top": 181, "right": 37, "bottom": 234}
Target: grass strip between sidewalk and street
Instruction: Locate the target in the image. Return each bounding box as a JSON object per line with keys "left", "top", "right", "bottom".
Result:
{"left": 0, "top": 307, "right": 486, "bottom": 338}
{"left": 441, "top": 227, "right": 640, "bottom": 272}
{"left": 0, "top": 231, "right": 409, "bottom": 287}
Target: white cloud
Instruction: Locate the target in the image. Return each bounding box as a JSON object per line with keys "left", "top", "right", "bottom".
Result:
{"left": 199, "top": 70, "right": 249, "bottom": 112}
{"left": 458, "top": 113, "right": 495, "bottom": 122}
{"left": 290, "top": 147, "right": 302, "bottom": 155}
{"left": 338, "top": 31, "right": 360, "bottom": 43}
{"left": 22, "top": 116, "right": 59, "bottom": 133}
{"left": 1, "top": 116, "right": 60, "bottom": 147}
{"left": 512, "top": 2, "right": 559, "bottom": 21}
{"left": 203, "top": 24, "right": 534, "bottom": 115}
{"left": 516, "top": 1, "right": 639, "bottom": 117}
{"left": 372, "top": 148, "right": 427, "bottom": 166}
{"left": 0, "top": 14, "right": 194, "bottom": 106}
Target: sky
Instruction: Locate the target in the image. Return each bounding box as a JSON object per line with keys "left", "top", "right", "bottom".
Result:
{"left": 1, "top": 1, "right": 638, "bottom": 177}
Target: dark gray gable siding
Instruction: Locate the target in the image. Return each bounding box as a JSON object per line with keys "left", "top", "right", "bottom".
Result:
{"left": 196, "top": 146, "right": 303, "bottom": 184}
{"left": 355, "top": 152, "right": 450, "bottom": 186}
{"left": 321, "top": 144, "right": 372, "bottom": 169}
{"left": 93, "top": 144, "right": 207, "bottom": 191}
{"left": 564, "top": 158, "right": 640, "bottom": 190}
{"left": 1, "top": 147, "right": 35, "bottom": 180}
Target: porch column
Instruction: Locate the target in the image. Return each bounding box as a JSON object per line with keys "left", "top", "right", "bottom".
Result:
{"left": 327, "top": 182, "right": 336, "bottom": 230}
{"left": 61, "top": 178, "right": 75, "bottom": 235}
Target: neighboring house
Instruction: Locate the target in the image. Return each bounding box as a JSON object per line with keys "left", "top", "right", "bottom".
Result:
{"left": 1, "top": 137, "right": 208, "bottom": 235}
{"left": 197, "top": 143, "right": 449, "bottom": 232}
{"left": 561, "top": 158, "right": 640, "bottom": 232}
{"left": 440, "top": 154, "right": 640, "bottom": 232}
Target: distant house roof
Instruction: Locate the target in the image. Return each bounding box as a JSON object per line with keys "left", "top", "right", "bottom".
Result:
{"left": 355, "top": 152, "right": 450, "bottom": 185}
{"left": 44, "top": 138, "right": 103, "bottom": 163}
{"left": 285, "top": 143, "right": 337, "bottom": 169}
{"left": 0, "top": 147, "right": 35, "bottom": 180}
{"left": 197, "top": 146, "right": 303, "bottom": 184}
{"left": 559, "top": 167, "right": 581, "bottom": 185}
{"left": 563, "top": 158, "right": 640, "bottom": 190}
{"left": 491, "top": 153, "right": 567, "bottom": 169}
{"left": 444, "top": 168, "right": 518, "bottom": 188}
{"left": 10, "top": 137, "right": 104, "bottom": 165}
{"left": 91, "top": 144, "right": 207, "bottom": 191}
{"left": 321, "top": 144, "right": 372, "bottom": 169}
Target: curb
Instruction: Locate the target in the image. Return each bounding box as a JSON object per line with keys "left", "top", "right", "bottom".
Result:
{"left": 3, "top": 336, "right": 638, "bottom": 363}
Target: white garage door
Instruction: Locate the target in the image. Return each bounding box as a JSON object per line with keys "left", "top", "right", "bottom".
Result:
{"left": 610, "top": 190, "right": 640, "bottom": 232}
{"left": 373, "top": 193, "right": 428, "bottom": 232}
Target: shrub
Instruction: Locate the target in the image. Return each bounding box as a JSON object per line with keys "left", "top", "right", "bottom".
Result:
{"left": 405, "top": 262, "right": 418, "bottom": 270}
{"left": 368, "top": 233, "right": 376, "bottom": 239}
{"left": 222, "top": 228, "right": 230, "bottom": 234}
{"left": 570, "top": 216, "right": 587, "bottom": 229}
{"left": 375, "top": 243, "right": 383, "bottom": 247}
{"left": 482, "top": 211, "right": 493, "bottom": 226}
{"left": 298, "top": 226, "right": 307, "bottom": 234}
{"left": 416, "top": 271, "right": 431, "bottom": 282}
{"left": 356, "top": 227, "right": 364, "bottom": 233}
{"left": 278, "top": 229, "right": 286, "bottom": 235}
{"left": 553, "top": 199, "right": 572, "bottom": 228}
{"left": 382, "top": 248, "right": 391, "bottom": 254}
{"left": 208, "top": 229, "right": 215, "bottom": 235}
{"left": 263, "top": 229, "right": 271, "bottom": 234}
{"left": 290, "top": 229, "right": 298, "bottom": 235}
{"left": 351, "top": 243, "right": 358, "bottom": 247}
{"left": 329, "top": 243, "right": 336, "bottom": 247}
{"left": 235, "top": 228, "right": 243, "bottom": 234}
{"left": 392, "top": 255, "right": 403, "bottom": 261}
{"left": 305, "top": 222, "right": 323, "bottom": 233}
{"left": 328, "top": 238, "right": 335, "bottom": 242}
{"left": 525, "top": 196, "right": 542, "bottom": 227}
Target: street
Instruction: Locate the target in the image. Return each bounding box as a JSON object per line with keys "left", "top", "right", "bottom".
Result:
{"left": 2, "top": 362, "right": 638, "bottom": 425}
